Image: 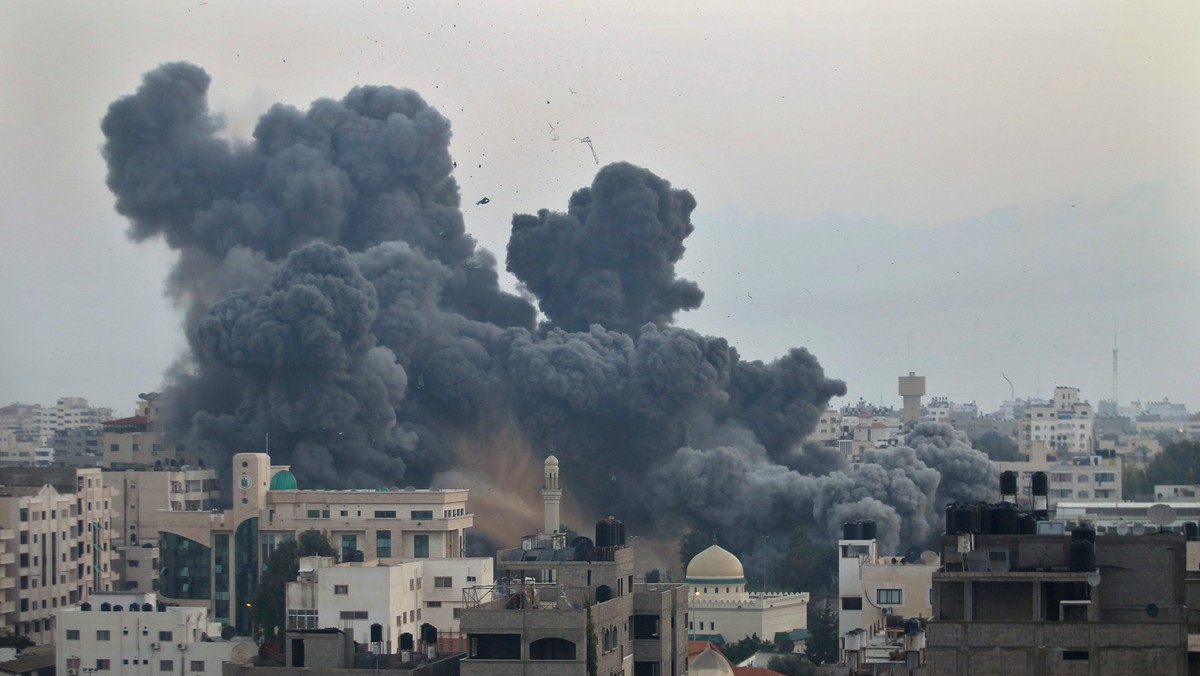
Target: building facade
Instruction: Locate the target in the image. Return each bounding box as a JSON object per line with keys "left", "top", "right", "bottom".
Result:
{"left": 686, "top": 544, "right": 809, "bottom": 650}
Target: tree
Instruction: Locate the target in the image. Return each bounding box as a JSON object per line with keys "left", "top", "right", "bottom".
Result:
{"left": 774, "top": 527, "right": 838, "bottom": 597}
{"left": 1125, "top": 440, "right": 1200, "bottom": 500}
{"left": 719, "top": 633, "right": 775, "bottom": 664}
{"left": 679, "top": 530, "right": 711, "bottom": 570}
{"left": 768, "top": 654, "right": 817, "bottom": 676}
{"left": 585, "top": 597, "right": 598, "bottom": 676}
{"left": 972, "top": 431, "right": 1021, "bottom": 462}
{"left": 804, "top": 601, "right": 838, "bottom": 666}
{"left": 250, "top": 530, "right": 335, "bottom": 643}
{"left": 644, "top": 569, "right": 661, "bottom": 583}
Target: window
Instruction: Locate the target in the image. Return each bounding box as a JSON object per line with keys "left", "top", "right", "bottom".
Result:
{"left": 128, "top": 559, "right": 140, "bottom": 567}
{"left": 376, "top": 530, "right": 392, "bottom": 558}
{"left": 307, "top": 509, "right": 320, "bottom": 518}
{"left": 339, "top": 610, "right": 368, "bottom": 620}
{"left": 453, "top": 607, "right": 462, "bottom": 619}
{"left": 876, "top": 589, "right": 902, "bottom": 605}
{"left": 97, "top": 630, "right": 111, "bottom": 640}
{"left": 411, "top": 510, "right": 433, "bottom": 520}
{"left": 160, "top": 660, "right": 174, "bottom": 671}
{"left": 287, "top": 609, "right": 318, "bottom": 629}
{"left": 435, "top": 576, "right": 453, "bottom": 588}
{"left": 414, "top": 534, "right": 429, "bottom": 558}
{"left": 66, "top": 629, "right": 80, "bottom": 640}
{"left": 841, "top": 597, "right": 862, "bottom": 610}
{"left": 159, "top": 631, "right": 173, "bottom": 641}
{"left": 96, "top": 659, "right": 111, "bottom": 670}
{"left": 190, "top": 661, "right": 205, "bottom": 672}
{"left": 321, "top": 509, "right": 330, "bottom": 518}
{"left": 334, "top": 584, "right": 349, "bottom": 595}
{"left": 373, "top": 510, "right": 397, "bottom": 518}
{"left": 426, "top": 601, "right": 443, "bottom": 607}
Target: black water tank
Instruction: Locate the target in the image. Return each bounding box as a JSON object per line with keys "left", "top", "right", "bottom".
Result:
{"left": 904, "top": 618, "right": 921, "bottom": 635}
{"left": 1069, "top": 539, "right": 1096, "bottom": 572}
{"left": 953, "top": 504, "right": 980, "bottom": 534}
{"left": 1033, "top": 509, "right": 1049, "bottom": 521}
{"left": 977, "top": 503, "right": 994, "bottom": 535}
{"left": 596, "top": 584, "right": 614, "bottom": 603}
{"left": 1185, "top": 522, "right": 1199, "bottom": 541}
{"left": 945, "top": 504, "right": 959, "bottom": 535}
{"left": 842, "top": 522, "right": 862, "bottom": 540}
{"left": 860, "top": 520, "right": 877, "bottom": 540}
{"left": 1019, "top": 512, "right": 1037, "bottom": 535}
{"left": 595, "top": 518, "right": 614, "bottom": 548}
{"left": 993, "top": 502, "right": 1019, "bottom": 535}
{"left": 1000, "top": 471, "right": 1018, "bottom": 496}
{"left": 1031, "top": 472, "right": 1049, "bottom": 496}
{"left": 1071, "top": 526, "right": 1096, "bottom": 544}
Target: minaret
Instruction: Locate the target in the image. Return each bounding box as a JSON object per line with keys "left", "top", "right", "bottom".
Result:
{"left": 542, "top": 454, "right": 562, "bottom": 534}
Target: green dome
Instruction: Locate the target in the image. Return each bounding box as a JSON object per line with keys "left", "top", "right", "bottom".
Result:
{"left": 269, "top": 470, "right": 297, "bottom": 490}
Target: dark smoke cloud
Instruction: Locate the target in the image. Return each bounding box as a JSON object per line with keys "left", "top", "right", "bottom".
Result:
{"left": 507, "top": 163, "right": 704, "bottom": 333}
{"left": 102, "top": 62, "right": 995, "bottom": 556}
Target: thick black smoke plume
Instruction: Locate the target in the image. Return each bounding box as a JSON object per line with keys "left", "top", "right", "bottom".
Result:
{"left": 102, "top": 62, "right": 996, "bottom": 553}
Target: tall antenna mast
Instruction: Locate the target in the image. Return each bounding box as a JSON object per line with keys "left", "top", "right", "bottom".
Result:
{"left": 1112, "top": 321, "right": 1119, "bottom": 407}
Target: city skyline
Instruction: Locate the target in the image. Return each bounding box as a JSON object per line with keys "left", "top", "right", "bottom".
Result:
{"left": 2, "top": 1, "right": 1197, "bottom": 416}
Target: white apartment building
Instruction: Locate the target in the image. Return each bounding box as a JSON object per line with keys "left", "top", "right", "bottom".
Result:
{"left": 286, "top": 555, "right": 493, "bottom": 653}
{"left": 0, "top": 466, "right": 118, "bottom": 645}
{"left": 837, "top": 522, "right": 936, "bottom": 669}
{"left": 56, "top": 591, "right": 241, "bottom": 676}
{"left": 1020, "top": 387, "right": 1095, "bottom": 458}
{"left": 37, "top": 397, "right": 113, "bottom": 442}
{"left": 811, "top": 409, "right": 842, "bottom": 442}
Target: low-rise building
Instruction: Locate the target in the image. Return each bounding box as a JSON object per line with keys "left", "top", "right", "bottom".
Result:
{"left": 996, "top": 455, "right": 1122, "bottom": 508}
{"left": 686, "top": 544, "right": 809, "bottom": 650}
{"left": 55, "top": 591, "right": 244, "bottom": 676}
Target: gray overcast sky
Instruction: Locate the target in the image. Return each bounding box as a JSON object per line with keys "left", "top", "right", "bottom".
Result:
{"left": 2, "top": 1, "right": 1197, "bottom": 417}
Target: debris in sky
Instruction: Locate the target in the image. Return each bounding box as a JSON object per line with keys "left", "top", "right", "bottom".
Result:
{"left": 572, "top": 136, "right": 599, "bottom": 165}
{"left": 569, "top": 87, "right": 577, "bottom": 94}
{"left": 548, "top": 123, "right": 560, "bottom": 141}
{"left": 475, "top": 197, "right": 490, "bottom": 205}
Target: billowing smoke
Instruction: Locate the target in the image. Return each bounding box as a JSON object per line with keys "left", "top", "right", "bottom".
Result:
{"left": 102, "top": 62, "right": 996, "bottom": 553}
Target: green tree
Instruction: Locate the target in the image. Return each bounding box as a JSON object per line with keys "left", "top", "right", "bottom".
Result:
{"left": 804, "top": 601, "right": 839, "bottom": 666}
{"left": 767, "top": 654, "right": 817, "bottom": 676}
{"left": 1125, "top": 440, "right": 1200, "bottom": 500}
{"left": 972, "top": 431, "right": 1021, "bottom": 462}
{"left": 643, "top": 569, "right": 661, "bottom": 583}
{"left": 679, "top": 530, "right": 711, "bottom": 570}
{"left": 250, "top": 530, "right": 335, "bottom": 643}
{"left": 774, "top": 527, "right": 838, "bottom": 596}
{"left": 585, "top": 597, "right": 598, "bottom": 676}
{"left": 719, "top": 633, "right": 775, "bottom": 664}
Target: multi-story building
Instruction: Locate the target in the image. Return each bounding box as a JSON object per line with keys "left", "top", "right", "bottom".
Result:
{"left": 810, "top": 409, "right": 842, "bottom": 442}
{"left": 0, "top": 466, "right": 118, "bottom": 645}
{"left": 51, "top": 425, "right": 105, "bottom": 467}
{"left": 55, "top": 591, "right": 243, "bottom": 676}
{"left": 995, "top": 456, "right": 1122, "bottom": 508}
{"left": 686, "top": 544, "right": 809, "bottom": 650}
{"left": 37, "top": 397, "right": 112, "bottom": 442}
{"left": 837, "top": 521, "right": 937, "bottom": 670}
{"left": 457, "top": 455, "right": 690, "bottom": 676}
{"left": 156, "top": 452, "right": 473, "bottom": 634}
{"left": 100, "top": 393, "right": 185, "bottom": 469}
{"left": 925, "top": 528, "right": 1189, "bottom": 675}
{"left": 284, "top": 554, "right": 493, "bottom": 658}
{"left": 1020, "top": 387, "right": 1095, "bottom": 458}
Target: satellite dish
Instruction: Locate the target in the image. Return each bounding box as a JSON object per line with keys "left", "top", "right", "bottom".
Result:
{"left": 1132, "top": 522, "right": 1146, "bottom": 536}
{"left": 1148, "top": 503, "right": 1177, "bottom": 527}
{"left": 919, "top": 551, "right": 939, "bottom": 565}
{"left": 1117, "top": 522, "right": 1130, "bottom": 535}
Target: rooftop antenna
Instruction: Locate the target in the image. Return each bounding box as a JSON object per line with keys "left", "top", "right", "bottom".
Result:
{"left": 1112, "top": 320, "right": 1119, "bottom": 407}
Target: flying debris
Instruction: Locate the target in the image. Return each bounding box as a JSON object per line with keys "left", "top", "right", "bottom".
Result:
{"left": 548, "top": 122, "right": 560, "bottom": 141}
{"left": 572, "top": 136, "right": 599, "bottom": 165}
{"left": 463, "top": 257, "right": 482, "bottom": 269}
{"left": 475, "top": 197, "right": 490, "bottom": 205}
{"left": 417, "top": 374, "right": 425, "bottom": 390}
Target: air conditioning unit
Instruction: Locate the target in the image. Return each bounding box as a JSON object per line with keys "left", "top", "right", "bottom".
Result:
{"left": 150, "top": 642, "right": 160, "bottom": 650}
{"left": 67, "top": 670, "right": 78, "bottom": 676}
{"left": 177, "top": 643, "right": 188, "bottom": 651}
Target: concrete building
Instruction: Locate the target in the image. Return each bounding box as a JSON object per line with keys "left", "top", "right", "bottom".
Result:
{"left": 686, "top": 544, "right": 809, "bottom": 651}
{"left": 50, "top": 425, "right": 104, "bottom": 467}
{"left": 836, "top": 521, "right": 937, "bottom": 670}
{"left": 457, "top": 455, "right": 690, "bottom": 676}
{"left": 898, "top": 372, "right": 925, "bottom": 425}
{"left": 55, "top": 591, "right": 243, "bottom": 676}
{"left": 996, "top": 455, "right": 1122, "bottom": 507}
{"left": 811, "top": 409, "right": 842, "bottom": 442}
{"left": 925, "top": 530, "right": 1190, "bottom": 675}
{"left": 1020, "top": 387, "right": 1095, "bottom": 459}
{"left": 156, "top": 452, "right": 473, "bottom": 634}
{"left": 0, "top": 466, "right": 118, "bottom": 646}
{"left": 285, "top": 553, "right": 493, "bottom": 658}
{"left": 36, "top": 397, "right": 112, "bottom": 443}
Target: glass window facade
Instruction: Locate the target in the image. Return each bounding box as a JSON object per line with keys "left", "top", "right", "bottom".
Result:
{"left": 414, "top": 534, "right": 429, "bottom": 558}
{"left": 158, "top": 532, "right": 211, "bottom": 600}
{"left": 213, "top": 533, "right": 230, "bottom": 625}
{"left": 341, "top": 534, "right": 358, "bottom": 560}
{"left": 234, "top": 518, "right": 259, "bottom": 634}
{"left": 376, "top": 530, "right": 391, "bottom": 558}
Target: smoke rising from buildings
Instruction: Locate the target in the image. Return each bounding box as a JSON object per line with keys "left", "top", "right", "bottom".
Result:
{"left": 101, "top": 62, "right": 996, "bottom": 554}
